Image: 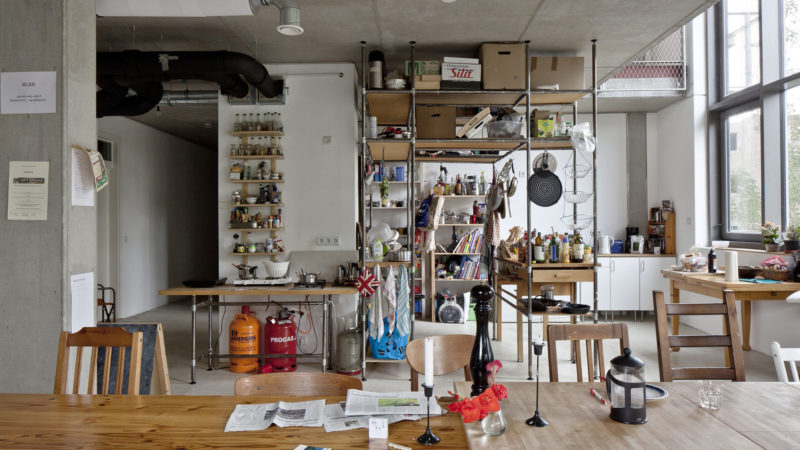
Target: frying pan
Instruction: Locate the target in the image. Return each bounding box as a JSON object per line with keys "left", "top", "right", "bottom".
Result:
{"left": 486, "top": 183, "right": 503, "bottom": 211}
{"left": 528, "top": 167, "right": 562, "bottom": 207}
{"left": 507, "top": 161, "right": 518, "bottom": 197}
{"left": 497, "top": 181, "right": 507, "bottom": 218}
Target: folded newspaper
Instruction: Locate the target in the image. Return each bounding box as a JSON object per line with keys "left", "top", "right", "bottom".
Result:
{"left": 344, "top": 390, "right": 442, "bottom": 416}
{"left": 224, "top": 399, "right": 325, "bottom": 432}
{"left": 323, "top": 402, "right": 426, "bottom": 433}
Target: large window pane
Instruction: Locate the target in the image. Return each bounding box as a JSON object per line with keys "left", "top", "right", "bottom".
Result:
{"left": 788, "top": 87, "right": 800, "bottom": 225}
{"left": 786, "top": 0, "right": 800, "bottom": 76}
{"left": 726, "top": 108, "right": 762, "bottom": 232}
{"left": 725, "top": 0, "right": 760, "bottom": 94}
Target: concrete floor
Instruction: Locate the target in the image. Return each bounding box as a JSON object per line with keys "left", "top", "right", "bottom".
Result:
{"left": 125, "top": 298, "right": 779, "bottom": 396}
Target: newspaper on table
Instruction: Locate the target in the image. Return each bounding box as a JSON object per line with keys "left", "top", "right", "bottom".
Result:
{"left": 343, "top": 390, "right": 442, "bottom": 416}
{"left": 224, "top": 399, "right": 325, "bottom": 432}
{"left": 323, "top": 401, "right": 426, "bottom": 433}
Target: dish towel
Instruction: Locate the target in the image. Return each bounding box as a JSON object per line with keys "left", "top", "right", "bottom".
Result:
{"left": 384, "top": 265, "right": 397, "bottom": 335}
{"left": 395, "top": 265, "right": 411, "bottom": 337}
{"left": 368, "top": 265, "right": 384, "bottom": 340}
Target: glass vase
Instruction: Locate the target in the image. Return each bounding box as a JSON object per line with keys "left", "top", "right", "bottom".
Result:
{"left": 481, "top": 409, "right": 507, "bottom": 436}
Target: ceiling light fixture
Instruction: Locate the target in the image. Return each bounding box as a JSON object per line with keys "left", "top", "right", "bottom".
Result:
{"left": 258, "top": 0, "right": 304, "bottom": 36}
{"left": 441, "top": 0, "right": 457, "bottom": 3}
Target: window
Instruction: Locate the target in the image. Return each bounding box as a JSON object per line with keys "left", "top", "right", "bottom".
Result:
{"left": 787, "top": 86, "right": 800, "bottom": 225}
{"left": 784, "top": 0, "right": 800, "bottom": 76}
{"left": 724, "top": 107, "right": 762, "bottom": 233}
{"left": 724, "top": 0, "right": 761, "bottom": 94}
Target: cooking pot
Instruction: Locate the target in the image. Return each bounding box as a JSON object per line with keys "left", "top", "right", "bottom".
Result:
{"left": 296, "top": 270, "right": 320, "bottom": 284}
{"left": 233, "top": 263, "right": 258, "bottom": 280}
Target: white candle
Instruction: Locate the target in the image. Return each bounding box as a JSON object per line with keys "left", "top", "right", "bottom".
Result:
{"left": 534, "top": 336, "right": 543, "bottom": 346}
{"left": 424, "top": 337, "right": 434, "bottom": 387}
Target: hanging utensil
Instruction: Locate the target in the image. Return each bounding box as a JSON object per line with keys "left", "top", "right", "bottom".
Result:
{"left": 486, "top": 166, "right": 503, "bottom": 211}
{"left": 528, "top": 167, "right": 563, "bottom": 207}
{"left": 497, "top": 181, "right": 507, "bottom": 218}
{"left": 507, "top": 160, "right": 519, "bottom": 197}
{"left": 533, "top": 151, "right": 558, "bottom": 172}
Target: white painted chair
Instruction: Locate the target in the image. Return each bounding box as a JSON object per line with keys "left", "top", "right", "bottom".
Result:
{"left": 786, "top": 291, "right": 800, "bottom": 304}
{"left": 771, "top": 341, "right": 800, "bottom": 382}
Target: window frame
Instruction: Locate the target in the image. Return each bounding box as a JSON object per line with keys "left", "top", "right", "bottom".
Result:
{"left": 721, "top": 0, "right": 762, "bottom": 96}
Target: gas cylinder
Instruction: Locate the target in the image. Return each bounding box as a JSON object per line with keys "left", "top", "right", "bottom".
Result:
{"left": 265, "top": 307, "right": 297, "bottom": 372}
{"left": 229, "top": 305, "right": 260, "bottom": 373}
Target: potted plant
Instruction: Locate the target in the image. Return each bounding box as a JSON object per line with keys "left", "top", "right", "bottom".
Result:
{"left": 761, "top": 222, "right": 781, "bottom": 252}
{"left": 380, "top": 178, "right": 389, "bottom": 207}
{"left": 784, "top": 225, "right": 800, "bottom": 251}
{"left": 448, "top": 360, "right": 508, "bottom": 436}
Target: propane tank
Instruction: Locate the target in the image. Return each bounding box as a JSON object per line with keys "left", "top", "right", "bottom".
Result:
{"left": 336, "top": 317, "right": 362, "bottom": 375}
{"left": 265, "top": 307, "right": 297, "bottom": 372}
{"left": 229, "top": 305, "right": 260, "bottom": 373}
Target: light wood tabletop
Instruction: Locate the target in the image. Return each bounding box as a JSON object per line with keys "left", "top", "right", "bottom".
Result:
{"left": 158, "top": 284, "right": 358, "bottom": 296}
{"left": 0, "top": 394, "right": 466, "bottom": 449}
{"left": 453, "top": 381, "right": 800, "bottom": 449}
{"left": 661, "top": 269, "right": 800, "bottom": 352}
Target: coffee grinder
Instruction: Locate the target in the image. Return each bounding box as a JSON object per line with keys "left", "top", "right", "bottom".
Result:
{"left": 625, "top": 227, "right": 639, "bottom": 253}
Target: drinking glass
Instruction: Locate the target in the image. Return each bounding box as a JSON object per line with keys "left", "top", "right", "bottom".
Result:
{"left": 698, "top": 380, "right": 722, "bottom": 410}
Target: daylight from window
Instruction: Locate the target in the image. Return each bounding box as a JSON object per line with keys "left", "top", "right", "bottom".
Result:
{"left": 726, "top": 108, "right": 762, "bottom": 232}
{"left": 785, "top": 0, "right": 800, "bottom": 76}
{"left": 787, "top": 87, "right": 800, "bottom": 226}
{"left": 726, "top": 0, "right": 761, "bottom": 94}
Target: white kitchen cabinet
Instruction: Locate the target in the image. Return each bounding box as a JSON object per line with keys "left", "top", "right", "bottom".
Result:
{"left": 638, "top": 257, "right": 673, "bottom": 311}
{"left": 610, "top": 257, "right": 641, "bottom": 310}
{"left": 578, "top": 259, "right": 611, "bottom": 310}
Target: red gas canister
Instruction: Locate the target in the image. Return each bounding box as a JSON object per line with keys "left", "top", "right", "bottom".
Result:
{"left": 229, "top": 305, "right": 260, "bottom": 373}
{"left": 265, "top": 308, "right": 297, "bottom": 372}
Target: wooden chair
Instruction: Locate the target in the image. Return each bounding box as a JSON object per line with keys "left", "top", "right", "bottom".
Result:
{"left": 234, "top": 372, "right": 362, "bottom": 396}
{"left": 771, "top": 341, "right": 800, "bottom": 382}
{"left": 406, "top": 334, "right": 473, "bottom": 391}
{"left": 54, "top": 327, "right": 143, "bottom": 395}
{"left": 653, "top": 290, "right": 746, "bottom": 381}
{"left": 546, "top": 323, "right": 629, "bottom": 382}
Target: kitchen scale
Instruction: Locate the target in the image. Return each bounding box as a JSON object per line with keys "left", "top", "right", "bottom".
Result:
{"left": 232, "top": 277, "right": 292, "bottom": 286}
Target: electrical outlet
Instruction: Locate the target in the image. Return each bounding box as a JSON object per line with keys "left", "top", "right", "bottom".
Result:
{"left": 322, "top": 135, "right": 332, "bottom": 145}
{"left": 316, "top": 236, "right": 341, "bottom": 246}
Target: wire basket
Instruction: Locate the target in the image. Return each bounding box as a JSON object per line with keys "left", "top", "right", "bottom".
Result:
{"left": 560, "top": 214, "right": 593, "bottom": 231}
{"left": 563, "top": 191, "right": 593, "bottom": 204}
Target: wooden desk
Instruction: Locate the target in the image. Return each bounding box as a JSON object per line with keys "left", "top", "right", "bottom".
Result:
{"left": 661, "top": 270, "right": 800, "bottom": 351}
{"left": 158, "top": 284, "right": 358, "bottom": 383}
{"left": 454, "top": 381, "right": 800, "bottom": 448}
{"left": 494, "top": 259, "right": 594, "bottom": 377}
{"left": 0, "top": 394, "right": 466, "bottom": 449}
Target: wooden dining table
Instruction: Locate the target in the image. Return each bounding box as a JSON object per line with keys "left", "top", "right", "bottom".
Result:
{"left": 453, "top": 381, "right": 800, "bottom": 449}
{"left": 0, "top": 393, "right": 466, "bottom": 449}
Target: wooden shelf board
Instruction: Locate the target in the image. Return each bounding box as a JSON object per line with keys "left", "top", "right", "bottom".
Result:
{"left": 435, "top": 195, "right": 484, "bottom": 199}
{"left": 229, "top": 179, "right": 285, "bottom": 184}
{"left": 434, "top": 252, "right": 482, "bottom": 256}
{"left": 228, "top": 227, "right": 285, "bottom": 231}
{"left": 416, "top": 156, "right": 504, "bottom": 163}
{"left": 230, "top": 203, "right": 284, "bottom": 207}
{"left": 230, "top": 252, "right": 284, "bottom": 256}
{"left": 228, "top": 131, "right": 284, "bottom": 137}
{"left": 229, "top": 155, "right": 284, "bottom": 160}
{"left": 366, "top": 89, "right": 588, "bottom": 109}
{"left": 369, "top": 180, "right": 421, "bottom": 184}
{"left": 362, "top": 261, "right": 414, "bottom": 267}
{"left": 435, "top": 279, "right": 488, "bottom": 282}
{"left": 367, "top": 207, "right": 406, "bottom": 210}
{"left": 437, "top": 223, "right": 484, "bottom": 227}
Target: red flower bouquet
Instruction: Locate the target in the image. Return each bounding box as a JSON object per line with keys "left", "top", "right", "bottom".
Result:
{"left": 448, "top": 360, "right": 506, "bottom": 423}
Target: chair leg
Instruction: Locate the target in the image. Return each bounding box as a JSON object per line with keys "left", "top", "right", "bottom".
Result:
{"left": 410, "top": 368, "right": 418, "bottom": 392}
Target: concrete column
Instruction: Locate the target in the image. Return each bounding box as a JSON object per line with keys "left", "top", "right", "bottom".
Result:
{"left": 0, "top": 0, "right": 96, "bottom": 393}
{"left": 626, "top": 112, "right": 648, "bottom": 235}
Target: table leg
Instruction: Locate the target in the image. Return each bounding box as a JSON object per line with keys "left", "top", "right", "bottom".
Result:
{"left": 322, "top": 295, "right": 329, "bottom": 373}
{"left": 207, "top": 295, "right": 214, "bottom": 371}
{"left": 670, "top": 281, "right": 680, "bottom": 352}
{"left": 191, "top": 295, "right": 197, "bottom": 384}
{"left": 517, "top": 289, "right": 523, "bottom": 363}
{"left": 741, "top": 300, "right": 752, "bottom": 351}
{"left": 570, "top": 283, "right": 576, "bottom": 363}
{"left": 495, "top": 281, "right": 502, "bottom": 342}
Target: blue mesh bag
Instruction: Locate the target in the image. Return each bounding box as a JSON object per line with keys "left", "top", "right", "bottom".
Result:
{"left": 367, "top": 317, "right": 408, "bottom": 360}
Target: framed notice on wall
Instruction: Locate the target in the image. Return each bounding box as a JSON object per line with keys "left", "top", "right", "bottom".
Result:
{"left": 7, "top": 161, "right": 49, "bottom": 221}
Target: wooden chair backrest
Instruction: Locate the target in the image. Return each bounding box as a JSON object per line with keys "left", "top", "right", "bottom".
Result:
{"left": 653, "top": 290, "right": 746, "bottom": 381}
{"left": 546, "top": 323, "right": 629, "bottom": 382}
{"left": 406, "top": 334, "right": 474, "bottom": 391}
{"left": 771, "top": 341, "right": 800, "bottom": 382}
{"left": 234, "top": 372, "right": 363, "bottom": 396}
{"left": 54, "top": 327, "right": 143, "bottom": 395}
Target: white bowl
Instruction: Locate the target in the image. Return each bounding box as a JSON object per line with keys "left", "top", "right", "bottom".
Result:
{"left": 263, "top": 261, "right": 290, "bottom": 278}
{"left": 245, "top": 197, "right": 258, "bottom": 204}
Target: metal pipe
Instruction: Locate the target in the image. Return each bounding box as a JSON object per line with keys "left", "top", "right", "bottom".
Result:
{"left": 592, "top": 39, "right": 599, "bottom": 325}
{"left": 159, "top": 90, "right": 218, "bottom": 105}
{"left": 525, "top": 40, "right": 534, "bottom": 381}
{"left": 409, "top": 40, "right": 417, "bottom": 340}
{"left": 359, "top": 41, "right": 368, "bottom": 381}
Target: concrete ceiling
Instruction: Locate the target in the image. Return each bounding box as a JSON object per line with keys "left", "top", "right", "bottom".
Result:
{"left": 96, "top": 0, "right": 716, "bottom": 148}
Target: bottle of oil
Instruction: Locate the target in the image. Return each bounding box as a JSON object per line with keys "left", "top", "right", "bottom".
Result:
{"left": 534, "top": 232, "right": 544, "bottom": 263}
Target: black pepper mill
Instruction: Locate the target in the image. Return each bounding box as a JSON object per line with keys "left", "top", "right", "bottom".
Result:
{"left": 470, "top": 284, "right": 495, "bottom": 396}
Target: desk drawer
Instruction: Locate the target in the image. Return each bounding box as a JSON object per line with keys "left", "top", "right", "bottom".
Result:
{"left": 528, "top": 269, "right": 594, "bottom": 283}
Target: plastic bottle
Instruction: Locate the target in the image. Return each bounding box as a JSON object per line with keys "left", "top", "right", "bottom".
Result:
{"left": 708, "top": 248, "right": 717, "bottom": 273}
{"left": 561, "top": 237, "right": 570, "bottom": 263}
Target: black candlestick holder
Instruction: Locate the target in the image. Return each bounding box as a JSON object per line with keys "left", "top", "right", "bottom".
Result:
{"left": 417, "top": 384, "right": 440, "bottom": 445}
{"left": 526, "top": 340, "right": 548, "bottom": 427}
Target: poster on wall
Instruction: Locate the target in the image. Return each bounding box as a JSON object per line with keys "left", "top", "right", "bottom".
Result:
{"left": 74, "top": 145, "right": 108, "bottom": 191}
{"left": 7, "top": 161, "right": 49, "bottom": 221}
{"left": 0, "top": 71, "right": 56, "bottom": 114}
{"left": 69, "top": 272, "right": 95, "bottom": 332}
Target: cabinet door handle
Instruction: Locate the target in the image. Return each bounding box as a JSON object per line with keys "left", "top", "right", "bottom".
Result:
{"left": 611, "top": 260, "right": 615, "bottom": 272}
{"left": 640, "top": 260, "right": 645, "bottom": 272}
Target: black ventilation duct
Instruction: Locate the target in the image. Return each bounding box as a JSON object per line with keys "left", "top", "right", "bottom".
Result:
{"left": 97, "top": 50, "right": 282, "bottom": 117}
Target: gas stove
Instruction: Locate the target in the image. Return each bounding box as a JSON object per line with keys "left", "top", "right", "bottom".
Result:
{"left": 233, "top": 277, "right": 292, "bottom": 286}
{"left": 292, "top": 280, "right": 327, "bottom": 289}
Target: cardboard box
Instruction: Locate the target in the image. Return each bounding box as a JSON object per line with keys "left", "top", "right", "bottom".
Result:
{"left": 479, "top": 43, "right": 526, "bottom": 90}
{"left": 530, "top": 56, "right": 585, "bottom": 90}
{"left": 416, "top": 106, "right": 455, "bottom": 139}
{"left": 456, "top": 107, "right": 491, "bottom": 138}
{"left": 441, "top": 61, "right": 481, "bottom": 90}
{"left": 413, "top": 74, "right": 441, "bottom": 90}
{"left": 531, "top": 110, "right": 553, "bottom": 137}
{"left": 406, "top": 60, "right": 441, "bottom": 76}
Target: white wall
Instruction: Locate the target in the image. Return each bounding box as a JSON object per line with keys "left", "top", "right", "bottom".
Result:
{"left": 98, "top": 117, "right": 217, "bottom": 318}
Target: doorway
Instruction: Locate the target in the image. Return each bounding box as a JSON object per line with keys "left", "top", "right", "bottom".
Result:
{"left": 96, "top": 137, "right": 120, "bottom": 320}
